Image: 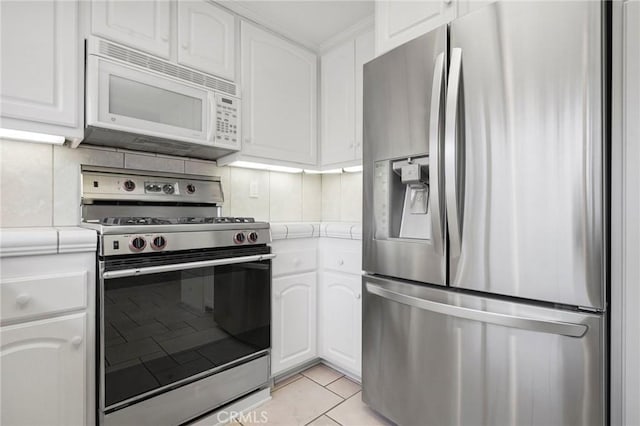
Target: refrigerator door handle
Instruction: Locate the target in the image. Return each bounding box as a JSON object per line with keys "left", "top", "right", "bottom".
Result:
{"left": 428, "top": 52, "right": 446, "bottom": 254}
{"left": 365, "top": 282, "right": 588, "bottom": 338}
{"left": 444, "top": 47, "right": 464, "bottom": 258}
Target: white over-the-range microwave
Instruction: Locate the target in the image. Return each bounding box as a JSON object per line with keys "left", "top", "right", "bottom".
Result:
{"left": 84, "top": 38, "right": 240, "bottom": 161}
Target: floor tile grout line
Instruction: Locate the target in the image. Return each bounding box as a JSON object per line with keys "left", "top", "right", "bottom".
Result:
{"left": 322, "top": 374, "right": 346, "bottom": 388}
{"left": 301, "top": 373, "right": 344, "bottom": 388}
{"left": 304, "top": 397, "right": 347, "bottom": 426}
{"left": 322, "top": 385, "right": 349, "bottom": 400}
{"left": 325, "top": 412, "right": 343, "bottom": 426}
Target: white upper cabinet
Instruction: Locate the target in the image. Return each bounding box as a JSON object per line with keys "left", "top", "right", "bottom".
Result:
{"left": 375, "top": 0, "right": 455, "bottom": 55}
{"left": 177, "top": 1, "right": 235, "bottom": 80}
{"left": 354, "top": 29, "right": 375, "bottom": 161}
{"left": 241, "top": 21, "right": 318, "bottom": 165}
{"left": 321, "top": 41, "right": 356, "bottom": 166}
{"left": 92, "top": 0, "right": 172, "bottom": 59}
{"left": 0, "top": 0, "right": 82, "bottom": 140}
{"left": 320, "top": 29, "right": 374, "bottom": 168}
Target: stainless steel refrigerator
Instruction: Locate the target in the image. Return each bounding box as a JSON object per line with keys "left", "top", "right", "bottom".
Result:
{"left": 362, "top": 2, "right": 608, "bottom": 425}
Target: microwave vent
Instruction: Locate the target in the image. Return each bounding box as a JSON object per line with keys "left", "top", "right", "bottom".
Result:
{"left": 98, "top": 40, "right": 237, "bottom": 96}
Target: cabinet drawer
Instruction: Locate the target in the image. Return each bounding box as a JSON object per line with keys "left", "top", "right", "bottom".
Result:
{"left": 272, "top": 249, "right": 317, "bottom": 277}
{"left": 322, "top": 249, "right": 361, "bottom": 275}
{"left": 1, "top": 272, "right": 88, "bottom": 323}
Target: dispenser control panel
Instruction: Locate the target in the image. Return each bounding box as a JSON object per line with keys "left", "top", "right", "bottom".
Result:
{"left": 215, "top": 95, "right": 240, "bottom": 147}
{"left": 374, "top": 161, "right": 391, "bottom": 239}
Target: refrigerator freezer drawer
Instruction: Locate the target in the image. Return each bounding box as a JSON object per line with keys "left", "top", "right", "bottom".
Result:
{"left": 362, "top": 275, "right": 606, "bottom": 426}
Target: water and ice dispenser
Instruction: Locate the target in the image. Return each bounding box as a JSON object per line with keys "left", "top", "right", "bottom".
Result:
{"left": 374, "top": 155, "right": 432, "bottom": 241}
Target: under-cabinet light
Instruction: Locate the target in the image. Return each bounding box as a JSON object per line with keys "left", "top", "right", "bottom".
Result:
{"left": 0, "top": 128, "right": 65, "bottom": 145}
{"left": 343, "top": 165, "right": 363, "bottom": 173}
{"left": 229, "top": 161, "right": 303, "bottom": 174}
{"left": 303, "top": 169, "right": 342, "bottom": 174}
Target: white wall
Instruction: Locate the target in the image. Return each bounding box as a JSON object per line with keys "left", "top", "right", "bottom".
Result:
{"left": 0, "top": 139, "right": 363, "bottom": 227}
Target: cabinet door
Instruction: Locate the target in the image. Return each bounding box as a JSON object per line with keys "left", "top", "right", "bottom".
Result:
{"left": 457, "top": 0, "right": 495, "bottom": 18}
{"left": 272, "top": 272, "right": 317, "bottom": 375}
{"left": 321, "top": 41, "right": 356, "bottom": 166}
{"left": 354, "top": 29, "right": 375, "bottom": 161}
{"left": 178, "top": 1, "right": 235, "bottom": 80}
{"left": 241, "top": 22, "right": 318, "bottom": 165}
{"left": 0, "top": 0, "right": 79, "bottom": 128}
{"left": 375, "top": 0, "right": 455, "bottom": 55}
{"left": 321, "top": 272, "right": 361, "bottom": 376}
{"left": 1, "top": 313, "right": 87, "bottom": 426}
{"left": 92, "top": 0, "right": 171, "bottom": 59}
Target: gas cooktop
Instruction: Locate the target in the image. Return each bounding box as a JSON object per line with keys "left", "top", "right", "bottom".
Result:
{"left": 100, "top": 216, "right": 257, "bottom": 226}
{"left": 79, "top": 167, "right": 271, "bottom": 255}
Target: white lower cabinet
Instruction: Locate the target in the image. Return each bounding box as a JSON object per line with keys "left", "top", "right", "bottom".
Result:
{"left": 270, "top": 234, "right": 362, "bottom": 378}
{"left": 0, "top": 313, "right": 87, "bottom": 426}
{"left": 272, "top": 272, "right": 317, "bottom": 375}
{"left": 0, "top": 242, "right": 96, "bottom": 426}
{"left": 270, "top": 239, "right": 318, "bottom": 375}
{"left": 320, "top": 271, "right": 362, "bottom": 376}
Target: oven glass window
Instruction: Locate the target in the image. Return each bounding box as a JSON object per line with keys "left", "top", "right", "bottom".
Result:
{"left": 103, "top": 261, "right": 270, "bottom": 408}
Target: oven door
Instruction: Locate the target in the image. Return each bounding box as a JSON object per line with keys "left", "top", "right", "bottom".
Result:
{"left": 99, "top": 246, "right": 273, "bottom": 414}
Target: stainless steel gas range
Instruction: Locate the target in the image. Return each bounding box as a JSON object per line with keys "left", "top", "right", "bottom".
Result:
{"left": 80, "top": 166, "right": 273, "bottom": 426}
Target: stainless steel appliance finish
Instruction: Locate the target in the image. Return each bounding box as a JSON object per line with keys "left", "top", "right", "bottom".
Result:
{"left": 447, "top": 2, "right": 605, "bottom": 309}
{"left": 80, "top": 166, "right": 272, "bottom": 426}
{"left": 363, "top": 275, "right": 606, "bottom": 426}
{"left": 362, "top": 2, "right": 608, "bottom": 425}
{"left": 104, "top": 355, "right": 269, "bottom": 426}
{"left": 363, "top": 27, "right": 447, "bottom": 286}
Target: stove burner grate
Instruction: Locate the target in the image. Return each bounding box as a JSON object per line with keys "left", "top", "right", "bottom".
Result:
{"left": 100, "top": 216, "right": 255, "bottom": 226}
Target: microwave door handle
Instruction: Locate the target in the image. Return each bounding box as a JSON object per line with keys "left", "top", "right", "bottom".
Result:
{"left": 428, "top": 52, "right": 446, "bottom": 255}
{"left": 102, "top": 253, "right": 277, "bottom": 279}
{"left": 207, "top": 94, "right": 216, "bottom": 142}
{"left": 444, "top": 48, "right": 464, "bottom": 259}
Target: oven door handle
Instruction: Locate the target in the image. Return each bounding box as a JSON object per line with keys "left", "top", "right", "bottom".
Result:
{"left": 102, "top": 253, "right": 276, "bottom": 279}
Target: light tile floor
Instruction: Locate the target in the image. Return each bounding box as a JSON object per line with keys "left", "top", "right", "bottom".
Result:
{"left": 239, "top": 364, "right": 394, "bottom": 426}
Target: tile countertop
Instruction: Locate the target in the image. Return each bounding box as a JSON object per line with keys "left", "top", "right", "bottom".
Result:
{"left": 270, "top": 222, "right": 361, "bottom": 241}
{"left": 0, "top": 227, "right": 97, "bottom": 257}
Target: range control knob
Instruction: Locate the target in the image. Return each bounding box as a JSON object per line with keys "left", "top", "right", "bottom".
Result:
{"left": 233, "top": 232, "right": 246, "bottom": 244}
{"left": 247, "top": 232, "right": 259, "bottom": 243}
{"left": 151, "top": 236, "right": 167, "bottom": 250}
{"left": 130, "top": 236, "right": 146, "bottom": 252}
{"left": 123, "top": 180, "right": 136, "bottom": 192}
{"left": 186, "top": 184, "right": 196, "bottom": 194}
{"left": 163, "top": 184, "right": 175, "bottom": 194}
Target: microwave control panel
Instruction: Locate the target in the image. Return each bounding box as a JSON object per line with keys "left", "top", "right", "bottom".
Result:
{"left": 215, "top": 95, "right": 239, "bottom": 146}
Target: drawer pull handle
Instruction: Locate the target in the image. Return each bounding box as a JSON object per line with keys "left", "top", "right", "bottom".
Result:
{"left": 356, "top": 293, "right": 361, "bottom": 300}
{"left": 16, "top": 293, "right": 31, "bottom": 307}
{"left": 293, "top": 259, "right": 301, "bottom": 267}
{"left": 338, "top": 259, "right": 344, "bottom": 266}
{"left": 71, "top": 336, "right": 83, "bottom": 347}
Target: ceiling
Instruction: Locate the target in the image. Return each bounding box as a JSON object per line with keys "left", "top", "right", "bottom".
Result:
{"left": 222, "top": 1, "right": 374, "bottom": 51}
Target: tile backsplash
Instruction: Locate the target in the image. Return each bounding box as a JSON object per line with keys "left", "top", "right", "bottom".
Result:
{"left": 0, "top": 139, "right": 362, "bottom": 227}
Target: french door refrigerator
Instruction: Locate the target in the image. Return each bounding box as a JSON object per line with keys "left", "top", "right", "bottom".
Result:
{"left": 362, "top": 2, "right": 608, "bottom": 425}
